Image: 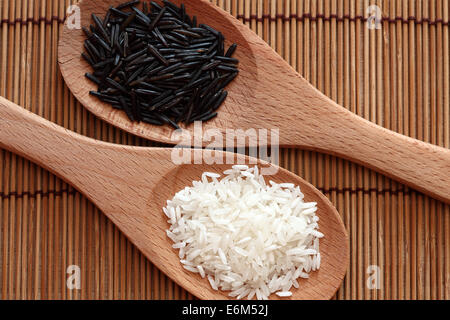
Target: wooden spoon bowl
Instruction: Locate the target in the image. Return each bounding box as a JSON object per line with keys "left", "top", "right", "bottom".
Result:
{"left": 151, "top": 164, "right": 348, "bottom": 300}
{"left": 0, "top": 96, "right": 349, "bottom": 300}
{"left": 59, "top": 0, "right": 256, "bottom": 142}
{"left": 58, "top": 0, "right": 450, "bottom": 203}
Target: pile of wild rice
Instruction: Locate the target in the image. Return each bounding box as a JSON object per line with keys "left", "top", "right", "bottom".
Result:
{"left": 164, "top": 165, "right": 323, "bottom": 300}
{"left": 82, "top": 0, "right": 238, "bottom": 129}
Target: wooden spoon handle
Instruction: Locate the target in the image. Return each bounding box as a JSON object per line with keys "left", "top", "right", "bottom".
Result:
{"left": 0, "top": 95, "right": 79, "bottom": 161}
{"left": 0, "top": 96, "right": 140, "bottom": 202}
{"left": 280, "top": 90, "right": 450, "bottom": 203}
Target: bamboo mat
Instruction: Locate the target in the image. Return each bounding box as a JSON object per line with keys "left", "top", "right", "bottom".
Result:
{"left": 0, "top": 0, "right": 449, "bottom": 300}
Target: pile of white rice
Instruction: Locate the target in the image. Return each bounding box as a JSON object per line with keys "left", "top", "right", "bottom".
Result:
{"left": 163, "top": 165, "right": 323, "bottom": 300}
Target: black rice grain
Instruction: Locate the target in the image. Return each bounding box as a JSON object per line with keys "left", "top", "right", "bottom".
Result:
{"left": 81, "top": 52, "right": 95, "bottom": 66}
{"left": 91, "top": 14, "right": 110, "bottom": 43}
{"left": 225, "top": 43, "right": 237, "bottom": 57}
{"left": 85, "top": 73, "right": 101, "bottom": 85}
{"left": 116, "top": 0, "right": 140, "bottom": 10}
{"left": 148, "top": 44, "right": 169, "bottom": 66}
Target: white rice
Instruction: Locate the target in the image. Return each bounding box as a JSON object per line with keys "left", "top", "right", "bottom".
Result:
{"left": 164, "top": 165, "right": 323, "bottom": 300}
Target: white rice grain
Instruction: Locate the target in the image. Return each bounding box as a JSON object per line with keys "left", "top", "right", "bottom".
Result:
{"left": 276, "top": 291, "right": 293, "bottom": 297}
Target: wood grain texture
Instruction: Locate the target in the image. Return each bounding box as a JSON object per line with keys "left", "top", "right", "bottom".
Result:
{"left": 0, "top": 96, "right": 349, "bottom": 300}
{"left": 58, "top": 0, "right": 450, "bottom": 203}
{"left": 0, "top": 0, "right": 449, "bottom": 301}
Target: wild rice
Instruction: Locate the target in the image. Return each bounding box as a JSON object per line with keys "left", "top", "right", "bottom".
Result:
{"left": 83, "top": 0, "right": 238, "bottom": 129}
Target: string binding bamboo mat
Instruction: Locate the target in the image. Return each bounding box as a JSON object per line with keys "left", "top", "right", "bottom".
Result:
{"left": 0, "top": 0, "right": 449, "bottom": 300}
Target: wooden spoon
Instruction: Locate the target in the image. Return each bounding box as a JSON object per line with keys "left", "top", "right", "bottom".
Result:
{"left": 0, "top": 96, "right": 348, "bottom": 300}
{"left": 58, "top": 0, "right": 450, "bottom": 204}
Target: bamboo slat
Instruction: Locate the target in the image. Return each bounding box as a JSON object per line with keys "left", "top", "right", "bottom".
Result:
{"left": 0, "top": 0, "right": 449, "bottom": 300}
